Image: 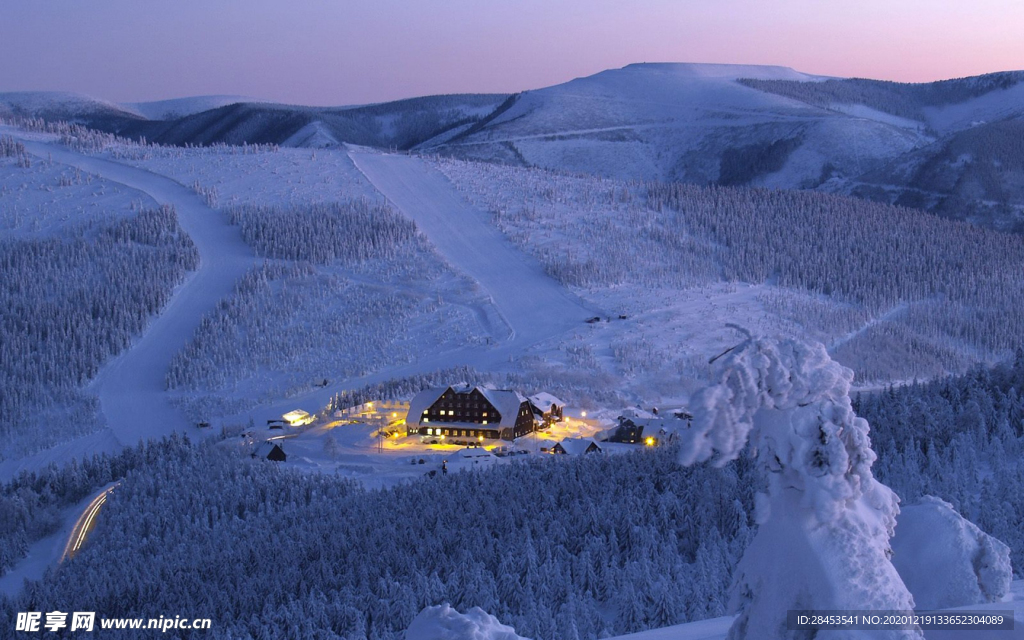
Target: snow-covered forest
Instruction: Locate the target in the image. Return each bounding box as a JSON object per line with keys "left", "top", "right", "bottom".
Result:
{"left": 4, "top": 442, "right": 753, "bottom": 640}
{"left": 0, "top": 437, "right": 190, "bottom": 577}
{"left": 227, "top": 200, "right": 419, "bottom": 264}
{"left": 436, "top": 157, "right": 1024, "bottom": 380}
{"left": 0, "top": 204, "right": 198, "bottom": 459}
{"left": 738, "top": 71, "right": 1024, "bottom": 122}
{"left": 166, "top": 201, "right": 485, "bottom": 418}
{"left": 4, "top": 354, "right": 1023, "bottom": 639}
{"left": 863, "top": 352, "right": 1024, "bottom": 572}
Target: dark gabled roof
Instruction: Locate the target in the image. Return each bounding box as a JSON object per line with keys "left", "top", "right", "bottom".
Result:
{"left": 407, "top": 384, "right": 530, "bottom": 430}
{"left": 555, "top": 438, "right": 602, "bottom": 455}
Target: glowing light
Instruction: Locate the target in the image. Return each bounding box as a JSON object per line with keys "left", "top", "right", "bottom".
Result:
{"left": 645, "top": 437, "right": 655, "bottom": 446}
{"left": 440, "top": 434, "right": 446, "bottom": 440}
{"left": 581, "top": 411, "right": 587, "bottom": 418}
{"left": 478, "top": 435, "right": 484, "bottom": 441}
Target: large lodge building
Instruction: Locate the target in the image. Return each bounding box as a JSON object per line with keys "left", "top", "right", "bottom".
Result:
{"left": 406, "top": 384, "right": 536, "bottom": 441}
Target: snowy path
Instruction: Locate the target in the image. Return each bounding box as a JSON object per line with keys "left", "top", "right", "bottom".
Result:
{"left": 350, "top": 151, "right": 594, "bottom": 345}
{"left": 829, "top": 301, "right": 909, "bottom": 351}
{"left": 20, "top": 140, "right": 257, "bottom": 447}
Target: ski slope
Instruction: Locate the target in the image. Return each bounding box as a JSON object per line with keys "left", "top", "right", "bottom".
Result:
{"left": 19, "top": 139, "right": 258, "bottom": 447}
{"left": 350, "top": 150, "right": 595, "bottom": 346}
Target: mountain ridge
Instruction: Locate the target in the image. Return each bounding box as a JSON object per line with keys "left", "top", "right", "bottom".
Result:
{"left": 4, "top": 62, "right": 1023, "bottom": 229}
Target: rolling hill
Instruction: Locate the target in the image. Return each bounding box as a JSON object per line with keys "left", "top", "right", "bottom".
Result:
{"left": 6, "top": 63, "right": 1024, "bottom": 228}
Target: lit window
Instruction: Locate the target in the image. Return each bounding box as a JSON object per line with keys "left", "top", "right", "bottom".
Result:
{"left": 482, "top": 412, "right": 487, "bottom": 417}
{"left": 426, "top": 428, "right": 433, "bottom": 435}
{"left": 482, "top": 420, "right": 488, "bottom": 425}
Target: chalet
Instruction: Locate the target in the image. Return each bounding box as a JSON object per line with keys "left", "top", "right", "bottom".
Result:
{"left": 529, "top": 392, "right": 565, "bottom": 423}
{"left": 552, "top": 438, "right": 603, "bottom": 455}
{"left": 406, "top": 384, "right": 536, "bottom": 441}
{"left": 603, "top": 412, "right": 691, "bottom": 446}
{"left": 253, "top": 442, "right": 286, "bottom": 462}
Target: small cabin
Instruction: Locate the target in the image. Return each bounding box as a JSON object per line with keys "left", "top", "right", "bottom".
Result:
{"left": 253, "top": 442, "right": 286, "bottom": 462}
{"left": 604, "top": 414, "right": 690, "bottom": 446}
{"left": 552, "top": 438, "right": 602, "bottom": 456}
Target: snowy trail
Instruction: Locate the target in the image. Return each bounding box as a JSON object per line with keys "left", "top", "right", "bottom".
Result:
{"left": 828, "top": 301, "right": 909, "bottom": 351}
{"left": 350, "top": 151, "right": 594, "bottom": 346}
{"left": 20, "top": 140, "right": 257, "bottom": 447}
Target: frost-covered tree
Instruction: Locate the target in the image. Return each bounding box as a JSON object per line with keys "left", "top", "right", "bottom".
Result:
{"left": 679, "top": 332, "right": 919, "bottom": 639}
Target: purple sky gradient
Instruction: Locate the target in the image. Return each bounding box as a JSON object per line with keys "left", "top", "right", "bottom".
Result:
{"left": 3, "top": 0, "right": 1022, "bottom": 106}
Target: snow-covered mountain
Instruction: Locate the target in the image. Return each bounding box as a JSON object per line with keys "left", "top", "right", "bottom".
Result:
{"left": 428, "top": 62, "right": 932, "bottom": 188}
{"left": 122, "top": 95, "right": 264, "bottom": 120}
{"left": 7, "top": 64, "right": 1024, "bottom": 228}
{"left": 0, "top": 91, "right": 144, "bottom": 123}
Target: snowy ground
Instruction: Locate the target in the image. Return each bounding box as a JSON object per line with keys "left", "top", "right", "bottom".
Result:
{"left": 235, "top": 402, "right": 614, "bottom": 489}
{"left": 0, "top": 149, "right": 152, "bottom": 236}
{"left": 106, "top": 143, "right": 380, "bottom": 207}
{"left": 606, "top": 584, "right": 1024, "bottom": 640}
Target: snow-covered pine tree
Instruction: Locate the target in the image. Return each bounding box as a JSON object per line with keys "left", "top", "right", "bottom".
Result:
{"left": 678, "top": 332, "right": 920, "bottom": 639}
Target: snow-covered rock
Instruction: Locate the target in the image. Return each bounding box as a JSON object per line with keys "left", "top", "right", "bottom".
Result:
{"left": 405, "top": 604, "right": 530, "bottom": 640}
{"left": 892, "top": 496, "right": 1012, "bottom": 609}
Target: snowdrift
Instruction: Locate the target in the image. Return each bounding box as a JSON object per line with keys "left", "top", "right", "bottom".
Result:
{"left": 406, "top": 604, "right": 530, "bottom": 640}
{"left": 892, "top": 496, "right": 1012, "bottom": 609}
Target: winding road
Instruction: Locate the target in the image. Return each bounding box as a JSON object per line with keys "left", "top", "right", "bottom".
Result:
{"left": 61, "top": 483, "right": 119, "bottom": 562}
{"left": 20, "top": 140, "right": 258, "bottom": 447}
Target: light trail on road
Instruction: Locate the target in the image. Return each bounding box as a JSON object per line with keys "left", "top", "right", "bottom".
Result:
{"left": 62, "top": 484, "right": 118, "bottom": 562}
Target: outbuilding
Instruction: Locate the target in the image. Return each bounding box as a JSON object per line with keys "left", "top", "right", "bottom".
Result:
{"left": 552, "top": 438, "right": 603, "bottom": 455}
{"left": 253, "top": 442, "right": 287, "bottom": 462}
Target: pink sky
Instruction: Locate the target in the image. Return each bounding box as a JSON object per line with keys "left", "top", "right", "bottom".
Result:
{"left": 3, "top": 0, "right": 1022, "bottom": 105}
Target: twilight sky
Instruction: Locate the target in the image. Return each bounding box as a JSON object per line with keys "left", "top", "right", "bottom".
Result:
{"left": 3, "top": 0, "right": 1022, "bottom": 106}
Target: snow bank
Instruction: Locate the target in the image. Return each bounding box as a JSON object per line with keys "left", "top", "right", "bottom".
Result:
{"left": 892, "top": 496, "right": 1012, "bottom": 609}
{"left": 680, "top": 334, "right": 920, "bottom": 639}
{"left": 405, "top": 604, "right": 530, "bottom": 640}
